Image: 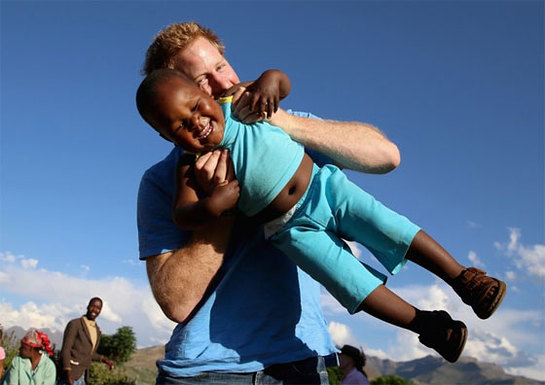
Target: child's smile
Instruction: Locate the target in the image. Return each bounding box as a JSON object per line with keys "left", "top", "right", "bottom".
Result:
{"left": 150, "top": 75, "right": 225, "bottom": 153}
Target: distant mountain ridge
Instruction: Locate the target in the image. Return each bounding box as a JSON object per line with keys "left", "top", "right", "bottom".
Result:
{"left": 5, "top": 325, "right": 64, "bottom": 349}
{"left": 124, "top": 346, "right": 543, "bottom": 385}
{"left": 5, "top": 327, "right": 543, "bottom": 385}
{"left": 366, "top": 355, "right": 543, "bottom": 385}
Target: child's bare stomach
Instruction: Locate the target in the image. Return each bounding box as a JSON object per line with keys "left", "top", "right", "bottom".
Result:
{"left": 253, "top": 153, "right": 314, "bottom": 224}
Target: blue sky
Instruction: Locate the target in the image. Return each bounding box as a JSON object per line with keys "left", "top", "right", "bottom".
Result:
{"left": 1, "top": 0, "right": 543, "bottom": 381}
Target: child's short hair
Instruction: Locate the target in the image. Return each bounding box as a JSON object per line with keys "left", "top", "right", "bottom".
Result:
{"left": 136, "top": 68, "right": 194, "bottom": 127}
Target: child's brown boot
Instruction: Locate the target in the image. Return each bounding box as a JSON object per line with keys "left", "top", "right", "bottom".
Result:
{"left": 418, "top": 310, "right": 467, "bottom": 363}
{"left": 452, "top": 267, "right": 507, "bottom": 319}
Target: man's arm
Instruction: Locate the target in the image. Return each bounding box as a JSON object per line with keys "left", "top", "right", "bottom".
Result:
{"left": 145, "top": 216, "right": 235, "bottom": 323}
{"left": 139, "top": 149, "right": 238, "bottom": 324}
{"left": 269, "top": 109, "right": 400, "bottom": 174}
{"left": 60, "top": 320, "right": 76, "bottom": 385}
{"left": 229, "top": 79, "right": 400, "bottom": 174}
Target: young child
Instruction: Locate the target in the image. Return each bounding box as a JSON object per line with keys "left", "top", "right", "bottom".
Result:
{"left": 136, "top": 68, "right": 507, "bottom": 363}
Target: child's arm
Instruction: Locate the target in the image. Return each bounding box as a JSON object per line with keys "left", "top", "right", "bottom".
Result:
{"left": 245, "top": 69, "right": 291, "bottom": 118}
{"left": 224, "top": 69, "right": 291, "bottom": 121}
{"left": 173, "top": 156, "right": 240, "bottom": 230}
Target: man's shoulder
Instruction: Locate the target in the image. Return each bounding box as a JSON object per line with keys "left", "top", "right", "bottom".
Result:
{"left": 143, "top": 147, "right": 180, "bottom": 173}
{"left": 140, "top": 147, "right": 181, "bottom": 187}
{"left": 66, "top": 316, "right": 84, "bottom": 327}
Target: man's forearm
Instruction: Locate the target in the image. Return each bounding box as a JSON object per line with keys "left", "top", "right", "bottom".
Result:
{"left": 270, "top": 109, "right": 400, "bottom": 173}
{"left": 146, "top": 216, "right": 234, "bottom": 323}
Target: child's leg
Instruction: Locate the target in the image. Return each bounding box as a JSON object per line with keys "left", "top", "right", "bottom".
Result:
{"left": 405, "top": 231, "right": 506, "bottom": 319}
{"left": 321, "top": 166, "right": 506, "bottom": 320}
{"left": 272, "top": 224, "right": 386, "bottom": 314}
{"left": 405, "top": 230, "right": 465, "bottom": 282}
{"left": 357, "top": 284, "right": 467, "bottom": 363}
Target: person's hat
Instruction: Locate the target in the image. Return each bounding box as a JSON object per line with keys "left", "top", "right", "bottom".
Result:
{"left": 340, "top": 345, "right": 366, "bottom": 369}
{"left": 21, "top": 329, "right": 54, "bottom": 356}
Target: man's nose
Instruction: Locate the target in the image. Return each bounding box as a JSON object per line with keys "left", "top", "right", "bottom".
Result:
{"left": 209, "top": 73, "right": 233, "bottom": 96}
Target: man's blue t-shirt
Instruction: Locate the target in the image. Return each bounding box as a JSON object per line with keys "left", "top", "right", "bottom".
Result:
{"left": 137, "top": 110, "right": 336, "bottom": 376}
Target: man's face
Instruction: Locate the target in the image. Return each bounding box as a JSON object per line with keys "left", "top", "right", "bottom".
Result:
{"left": 86, "top": 299, "right": 102, "bottom": 321}
{"left": 174, "top": 37, "right": 240, "bottom": 98}
{"left": 148, "top": 76, "right": 225, "bottom": 153}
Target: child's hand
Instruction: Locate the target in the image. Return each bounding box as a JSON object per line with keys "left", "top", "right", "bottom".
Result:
{"left": 245, "top": 74, "right": 281, "bottom": 119}
{"left": 194, "top": 149, "right": 235, "bottom": 195}
{"left": 209, "top": 180, "right": 240, "bottom": 214}
{"left": 231, "top": 70, "right": 290, "bottom": 123}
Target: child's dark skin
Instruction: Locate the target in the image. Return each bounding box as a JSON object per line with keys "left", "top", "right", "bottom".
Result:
{"left": 141, "top": 69, "right": 309, "bottom": 229}
{"left": 177, "top": 69, "right": 315, "bottom": 227}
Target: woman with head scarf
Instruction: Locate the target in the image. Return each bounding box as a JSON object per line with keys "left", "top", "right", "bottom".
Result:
{"left": 2, "top": 329, "right": 56, "bottom": 385}
{"left": 338, "top": 345, "right": 370, "bottom": 385}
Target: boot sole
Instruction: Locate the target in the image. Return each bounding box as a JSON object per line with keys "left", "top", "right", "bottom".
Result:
{"left": 477, "top": 280, "right": 507, "bottom": 319}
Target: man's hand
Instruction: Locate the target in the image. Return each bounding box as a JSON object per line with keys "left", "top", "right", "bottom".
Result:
{"left": 63, "top": 369, "right": 74, "bottom": 385}
{"left": 194, "top": 149, "right": 235, "bottom": 195}
{"left": 102, "top": 357, "right": 115, "bottom": 370}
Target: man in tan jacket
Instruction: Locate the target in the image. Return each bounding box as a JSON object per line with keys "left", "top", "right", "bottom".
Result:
{"left": 59, "top": 297, "right": 114, "bottom": 385}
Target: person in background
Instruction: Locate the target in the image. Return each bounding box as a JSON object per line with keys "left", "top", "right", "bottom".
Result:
{"left": 338, "top": 345, "right": 370, "bottom": 385}
{"left": 0, "top": 325, "right": 6, "bottom": 381}
{"left": 1, "top": 329, "right": 56, "bottom": 385}
{"left": 58, "top": 297, "right": 114, "bottom": 385}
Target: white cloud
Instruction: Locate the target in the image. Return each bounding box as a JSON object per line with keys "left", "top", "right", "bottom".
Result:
{"left": 467, "top": 251, "right": 485, "bottom": 268}
{"left": 466, "top": 221, "right": 482, "bottom": 229}
{"left": 505, "top": 354, "right": 545, "bottom": 382}
{"left": 21, "top": 258, "right": 39, "bottom": 269}
{"left": 0, "top": 254, "right": 176, "bottom": 347}
{"left": 505, "top": 271, "right": 517, "bottom": 281}
{"left": 122, "top": 259, "right": 139, "bottom": 266}
{"left": 1, "top": 251, "right": 39, "bottom": 269}
{"left": 325, "top": 279, "right": 544, "bottom": 380}
{"left": 0, "top": 251, "right": 20, "bottom": 263}
{"left": 495, "top": 228, "right": 545, "bottom": 278}
{"left": 321, "top": 290, "right": 348, "bottom": 315}
{"left": 328, "top": 321, "right": 356, "bottom": 346}
{"left": 345, "top": 240, "right": 363, "bottom": 258}
{"left": 328, "top": 321, "right": 388, "bottom": 359}
{"left": 0, "top": 301, "right": 73, "bottom": 332}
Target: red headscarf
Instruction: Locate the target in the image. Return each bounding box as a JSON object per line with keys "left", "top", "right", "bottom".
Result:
{"left": 21, "top": 329, "right": 54, "bottom": 357}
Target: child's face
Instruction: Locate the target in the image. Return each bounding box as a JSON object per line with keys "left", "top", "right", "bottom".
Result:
{"left": 150, "top": 76, "right": 225, "bottom": 153}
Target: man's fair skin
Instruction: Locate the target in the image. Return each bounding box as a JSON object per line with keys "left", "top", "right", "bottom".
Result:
{"left": 146, "top": 36, "right": 402, "bottom": 323}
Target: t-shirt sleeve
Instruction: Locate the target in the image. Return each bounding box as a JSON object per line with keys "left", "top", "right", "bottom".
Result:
{"left": 137, "top": 163, "right": 191, "bottom": 260}
{"left": 285, "top": 109, "right": 334, "bottom": 168}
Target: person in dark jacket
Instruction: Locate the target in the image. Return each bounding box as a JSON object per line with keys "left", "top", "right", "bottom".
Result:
{"left": 58, "top": 298, "right": 114, "bottom": 385}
